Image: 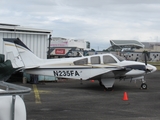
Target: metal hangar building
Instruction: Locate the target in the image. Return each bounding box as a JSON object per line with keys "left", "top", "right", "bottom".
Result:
{"left": 0, "top": 23, "right": 52, "bottom": 59}
{"left": 107, "top": 40, "right": 145, "bottom": 51}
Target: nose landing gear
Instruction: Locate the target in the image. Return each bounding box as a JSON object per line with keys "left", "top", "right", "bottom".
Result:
{"left": 141, "top": 77, "right": 147, "bottom": 89}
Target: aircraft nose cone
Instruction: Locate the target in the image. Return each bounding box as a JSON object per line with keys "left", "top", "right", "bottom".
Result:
{"left": 146, "top": 64, "right": 157, "bottom": 73}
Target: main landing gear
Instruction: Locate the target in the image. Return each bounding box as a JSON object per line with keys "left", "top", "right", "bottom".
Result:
{"left": 99, "top": 79, "right": 115, "bottom": 91}
{"left": 105, "top": 86, "right": 114, "bottom": 91}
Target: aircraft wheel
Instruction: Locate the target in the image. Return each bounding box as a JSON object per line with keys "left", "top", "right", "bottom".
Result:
{"left": 141, "top": 83, "right": 147, "bottom": 89}
{"left": 107, "top": 87, "right": 113, "bottom": 91}
{"left": 104, "top": 86, "right": 114, "bottom": 91}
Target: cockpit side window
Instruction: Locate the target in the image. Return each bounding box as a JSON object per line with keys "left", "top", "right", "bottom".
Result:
{"left": 74, "top": 58, "right": 88, "bottom": 65}
{"left": 113, "top": 54, "right": 125, "bottom": 61}
{"left": 103, "top": 55, "right": 117, "bottom": 64}
{"left": 91, "top": 56, "right": 100, "bottom": 64}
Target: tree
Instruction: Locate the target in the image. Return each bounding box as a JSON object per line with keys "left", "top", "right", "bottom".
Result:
{"left": 91, "top": 49, "right": 95, "bottom": 51}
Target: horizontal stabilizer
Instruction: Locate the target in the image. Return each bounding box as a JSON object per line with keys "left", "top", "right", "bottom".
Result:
{"left": 25, "top": 65, "right": 40, "bottom": 69}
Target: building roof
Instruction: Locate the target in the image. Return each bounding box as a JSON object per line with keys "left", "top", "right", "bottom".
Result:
{"left": 110, "top": 40, "right": 144, "bottom": 49}
{"left": 0, "top": 23, "right": 19, "bottom": 26}
{"left": 0, "top": 23, "right": 52, "bottom": 35}
{"left": 142, "top": 42, "right": 160, "bottom": 49}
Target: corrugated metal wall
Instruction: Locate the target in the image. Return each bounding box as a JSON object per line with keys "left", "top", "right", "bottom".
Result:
{"left": 0, "top": 32, "right": 49, "bottom": 59}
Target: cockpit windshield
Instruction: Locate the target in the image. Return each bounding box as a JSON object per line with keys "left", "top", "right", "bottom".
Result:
{"left": 113, "top": 54, "right": 125, "bottom": 62}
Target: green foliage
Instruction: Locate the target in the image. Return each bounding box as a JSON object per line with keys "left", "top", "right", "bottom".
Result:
{"left": 91, "top": 49, "right": 95, "bottom": 51}
{"left": 142, "top": 50, "right": 150, "bottom": 59}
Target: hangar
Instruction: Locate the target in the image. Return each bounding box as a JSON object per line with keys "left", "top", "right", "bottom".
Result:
{"left": 106, "top": 40, "right": 160, "bottom": 62}
{"left": 0, "top": 23, "right": 52, "bottom": 59}
{"left": 107, "top": 40, "right": 144, "bottom": 51}
{"left": 0, "top": 23, "right": 53, "bottom": 82}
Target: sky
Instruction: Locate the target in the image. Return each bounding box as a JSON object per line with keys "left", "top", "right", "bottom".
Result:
{"left": 1, "top": 0, "right": 160, "bottom": 50}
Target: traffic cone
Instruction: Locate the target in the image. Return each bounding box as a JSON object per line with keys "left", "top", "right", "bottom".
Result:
{"left": 123, "top": 92, "right": 128, "bottom": 101}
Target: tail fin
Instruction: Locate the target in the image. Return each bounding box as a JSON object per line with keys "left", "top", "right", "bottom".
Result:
{"left": 3, "top": 38, "right": 42, "bottom": 69}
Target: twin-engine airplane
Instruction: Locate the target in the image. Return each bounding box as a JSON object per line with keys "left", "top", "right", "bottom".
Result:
{"left": 3, "top": 38, "right": 157, "bottom": 90}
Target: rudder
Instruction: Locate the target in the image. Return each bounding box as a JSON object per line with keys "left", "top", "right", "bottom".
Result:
{"left": 3, "top": 38, "right": 42, "bottom": 69}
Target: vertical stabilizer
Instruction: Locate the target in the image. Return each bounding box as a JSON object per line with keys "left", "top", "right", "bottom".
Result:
{"left": 3, "top": 38, "right": 42, "bottom": 69}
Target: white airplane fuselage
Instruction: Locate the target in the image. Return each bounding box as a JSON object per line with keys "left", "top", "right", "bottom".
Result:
{"left": 23, "top": 55, "right": 156, "bottom": 79}
{"left": 24, "top": 58, "right": 151, "bottom": 79}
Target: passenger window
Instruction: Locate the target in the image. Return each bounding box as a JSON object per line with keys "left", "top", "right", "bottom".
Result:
{"left": 91, "top": 56, "right": 100, "bottom": 64}
{"left": 74, "top": 58, "right": 88, "bottom": 65}
{"left": 103, "top": 55, "right": 117, "bottom": 64}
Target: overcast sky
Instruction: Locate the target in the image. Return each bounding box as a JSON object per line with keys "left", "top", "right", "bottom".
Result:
{"left": 1, "top": 0, "right": 160, "bottom": 50}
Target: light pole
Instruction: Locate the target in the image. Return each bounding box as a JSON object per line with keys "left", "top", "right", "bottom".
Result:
{"left": 48, "top": 34, "right": 52, "bottom": 59}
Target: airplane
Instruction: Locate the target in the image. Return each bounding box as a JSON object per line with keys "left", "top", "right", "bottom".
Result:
{"left": 3, "top": 38, "right": 157, "bottom": 90}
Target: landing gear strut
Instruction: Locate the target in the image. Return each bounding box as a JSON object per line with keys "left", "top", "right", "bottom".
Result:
{"left": 141, "top": 77, "right": 147, "bottom": 89}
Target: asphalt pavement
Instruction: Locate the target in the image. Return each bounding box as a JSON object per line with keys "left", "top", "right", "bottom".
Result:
{"left": 20, "top": 71, "right": 160, "bottom": 120}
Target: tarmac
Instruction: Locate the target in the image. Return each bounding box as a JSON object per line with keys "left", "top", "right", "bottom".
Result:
{"left": 18, "top": 71, "right": 160, "bottom": 120}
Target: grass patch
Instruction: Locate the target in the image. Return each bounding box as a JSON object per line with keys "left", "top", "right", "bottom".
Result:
{"left": 148, "top": 61, "right": 160, "bottom": 65}
{"left": 154, "top": 65, "right": 160, "bottom": 70}
{"left": 147, "top": 61, "right": 160, "bottom": 70}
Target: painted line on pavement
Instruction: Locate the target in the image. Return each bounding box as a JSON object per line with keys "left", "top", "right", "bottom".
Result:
{"left": 33, "top": 84, "right": 41, "bottom": 104}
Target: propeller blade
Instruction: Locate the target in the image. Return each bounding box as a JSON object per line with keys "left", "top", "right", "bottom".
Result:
{"left": 144, "top": 52, "right": 147, "bottom": 65}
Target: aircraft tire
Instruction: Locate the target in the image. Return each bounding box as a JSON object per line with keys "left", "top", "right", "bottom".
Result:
{"left": 104, "top": 85, "right": 114, "bottom": 91}
{"left": 141, "top": 83, "right": 147, "bottom": 89}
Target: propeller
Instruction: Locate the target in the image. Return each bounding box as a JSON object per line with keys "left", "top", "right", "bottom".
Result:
{"left": 144, "top": 51, "right": 152, "bottom": 73}
{"left": 144, "top": 52, "right": 148, "bottom": 73}
{"left": 144, "top": 51, "right": 147, "bottom": 66}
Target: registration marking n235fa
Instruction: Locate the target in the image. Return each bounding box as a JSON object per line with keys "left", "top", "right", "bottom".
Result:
{"left": 53, "top": 70, "right": 80, "bottom": 77}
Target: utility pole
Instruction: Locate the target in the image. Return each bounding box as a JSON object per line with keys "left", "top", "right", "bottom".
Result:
{"left": 48, "top": 34, "right": 52, "bottom": 59}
